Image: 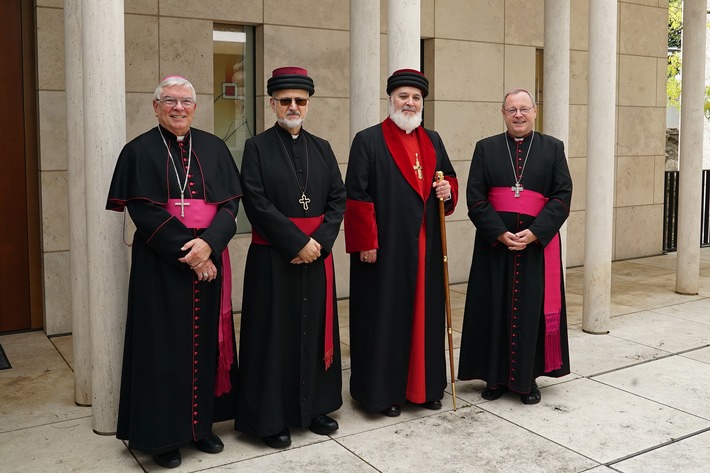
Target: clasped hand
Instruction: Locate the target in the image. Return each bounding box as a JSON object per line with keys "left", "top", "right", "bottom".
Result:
{"left": 178, "top": 237, "right": 216, "bottom": 281}
{"left": 291, "top": 238, "right": 322, "bottom": 264}
{"left": 498, "top": 229, "right": 537, "bottom": 251}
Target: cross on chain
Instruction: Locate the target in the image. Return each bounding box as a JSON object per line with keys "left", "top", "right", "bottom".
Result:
{"left": 413, "top": 153, "right": 423, "bottom": 180}
{"left": 175, "top": 195, "right": 190, "bottom": 217}
{"left": 299, "top": 193, "right": 311, "bottom": 211}
{"left": 511, "top": 182, "right": 524, "bottom": 198}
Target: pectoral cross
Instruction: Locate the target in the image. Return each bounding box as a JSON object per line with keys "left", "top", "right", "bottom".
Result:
{"left": 511, "top": 182, "right": 524, "bottom": 198}
{"left": 413, "top": 153, "right": 423, "bottom": 180}
{"left": 299, "top": 192, "right": 311, "bottom": 211}
{"left": 175, "top": 194, "right": 190, "bottom": 217}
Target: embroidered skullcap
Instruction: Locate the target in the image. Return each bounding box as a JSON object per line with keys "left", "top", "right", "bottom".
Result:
{"left": 267, "top": 66, "right": 315, "bottom": 96}
{"left": 386, "top": 69, "right": 429, "bottom": 98}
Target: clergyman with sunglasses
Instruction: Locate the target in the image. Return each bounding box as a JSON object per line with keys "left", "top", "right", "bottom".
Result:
{"left": 235, "top": 67, "right": 346, "bottom": 449}
{"left": 106, "top": 76, "right": 242, "bottom": 468}
{"left": 458, "top": 88, "right": 573, "bottom": 406}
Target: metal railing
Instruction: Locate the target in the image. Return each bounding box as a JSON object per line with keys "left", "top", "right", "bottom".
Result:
{"left": 663, "top": 169, "right": 710, "bottom": 252}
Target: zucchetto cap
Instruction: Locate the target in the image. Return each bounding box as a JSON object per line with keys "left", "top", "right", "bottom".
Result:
{"left": 267, "top": 66, "right": 315, "bottom": 96}
{"left": 386, "top": 69, "right": 429, "bottom": 98}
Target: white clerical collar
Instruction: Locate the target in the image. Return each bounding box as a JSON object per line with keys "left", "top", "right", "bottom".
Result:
{"left": 177, "top": 135, "right": 185, "bottom": 142}
{"left": 291, "top": 133, "right": 300, "bottom": 139}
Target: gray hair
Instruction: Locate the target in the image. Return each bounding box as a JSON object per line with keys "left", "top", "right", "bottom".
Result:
{"left": 154, "top": 76, "right": 197, "bottom": 102}
{"left": 502, "top": 88, "right": 536, "bottom": 108}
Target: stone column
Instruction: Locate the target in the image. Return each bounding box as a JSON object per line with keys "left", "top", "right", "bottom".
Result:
{"left": 543, "top": 0, "right": 570, "bottom": 276}
{"left": 583, "top": 0, "right": 617, "bottom": 334}
{"left": 388, "top": 0, "right": 420, "bottom": 73}
{"left": 64, "top": 0, "right": 90, "bottom": 407}
{"left": 676, "top": 0, "right": 705, "bottom": 294}
{"left": 82, "top": 0, "right": 128, "bottom": 434}
{"left": 350, "top": 0, "right": 380, "bottom": 141}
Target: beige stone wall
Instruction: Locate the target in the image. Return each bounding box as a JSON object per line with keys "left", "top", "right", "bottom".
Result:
{"left": 34, "top": 0, "right": 668, "bottom": 334}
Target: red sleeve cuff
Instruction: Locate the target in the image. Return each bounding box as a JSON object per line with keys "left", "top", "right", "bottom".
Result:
{"left": 344, "top": 199, "right": 378, "bottom": 253}
{"left": 446, "top": 176, "right": 459, "bottom": 216}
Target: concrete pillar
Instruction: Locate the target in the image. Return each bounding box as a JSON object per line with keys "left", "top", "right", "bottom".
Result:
{"left": 543, "top": 0, "right": 570, "bottom": 276}
{"left": 82, "top": 0, "right": 128, "bottom": 434}
{"left": 582, "top": 0, "right": 617, "bottom": 334}
{"left": 350, "top": 0, "right": 380, "bottom": 141}
{"left": 388, "top": 0, "right": 420, "bottom": 73}
{"left": 64, "top": 0, "right": 90, "bottom": 407}
{"left": 676, "top": 0, "right": 705, "bottom": 295}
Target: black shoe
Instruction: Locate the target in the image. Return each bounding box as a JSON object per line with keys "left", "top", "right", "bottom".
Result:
{"left": 193, "top": 432, "right": 224, "bottom": 453}
{"left": 309, "top": 414, "right": 339, "bottom": 435}
{"left": 262, "top": 428, "right": 291, "bottom": 449}
{"left": 481, "top": 385, "right": 509, "bottom": 401}
{"left": 419, "top": 400, "right": 442, "bottom": 410}
{"left": 380, "top": 405, "right": 401, "bottom": 417}
{"left": 520, "top": 381, "right": 541, "bottom": 405}
{"left": 153, "top": 449, "right": 181, "bottom": 469}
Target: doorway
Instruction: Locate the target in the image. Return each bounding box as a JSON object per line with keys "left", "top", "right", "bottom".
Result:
{"left": 0, "top": 0, "right": 43, "bottom": 333}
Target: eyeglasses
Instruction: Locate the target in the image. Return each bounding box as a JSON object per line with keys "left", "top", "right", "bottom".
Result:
{"left": 504, "top": 107, "right": 534, "bottom": 116}
{"left": 159, "top": 97, "right": 195, "bottom": 108}
{"left": 273, "top": 97, "right": 309, "bottom": 106}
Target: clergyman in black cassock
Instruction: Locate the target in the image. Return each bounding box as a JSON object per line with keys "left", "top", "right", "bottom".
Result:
{"left": 344, "top": 69, "right": 459, "bottom": 417}
{"left": 458, "top": 88, "right": 573, "bottom": 405}
{"left": 106, "top": 76, "right": 242, "bottom": 468}
{"left": 235, "top": 67, "right": 346, "bottom": 449}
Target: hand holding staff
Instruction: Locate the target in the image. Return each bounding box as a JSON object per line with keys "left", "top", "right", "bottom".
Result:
{"left": 435, "top": 171, "right": 457, "bottom": 411}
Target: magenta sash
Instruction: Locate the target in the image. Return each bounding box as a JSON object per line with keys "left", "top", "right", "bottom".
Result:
{"left": 251, "top": 216, "right": 335, "bottom": 371}
{"left": 166, "top": 199, "right": 234, "bottom": 396}
{"left": 487, "top": 188, "right": 563, "bottom": 372}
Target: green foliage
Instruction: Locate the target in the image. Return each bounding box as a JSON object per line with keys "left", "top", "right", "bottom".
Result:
{"left": 669, "top": 0, "right": 682, "bottom": 48}
{"left": 666, "top": 0, "right": 710, "bottom": 119}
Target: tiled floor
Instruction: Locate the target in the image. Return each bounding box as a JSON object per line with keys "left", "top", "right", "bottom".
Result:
{"left": 1, "top": 248, "right": 709, "bottom": 472}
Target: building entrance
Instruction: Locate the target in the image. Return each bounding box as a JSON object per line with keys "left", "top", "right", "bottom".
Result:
{"left": 0, "top": 0, "right": 42, "bottom": 333}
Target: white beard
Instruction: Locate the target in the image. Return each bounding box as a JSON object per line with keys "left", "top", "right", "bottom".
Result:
{"left": 278, "top": 115, "right": 303, "bottom": 129}
{"left": 388, "top": 101, "right": 422, "bottom": 133}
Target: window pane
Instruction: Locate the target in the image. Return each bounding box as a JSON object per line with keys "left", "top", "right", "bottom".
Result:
{"left": 213, "top": 24, "right": 255, "bottom": 233}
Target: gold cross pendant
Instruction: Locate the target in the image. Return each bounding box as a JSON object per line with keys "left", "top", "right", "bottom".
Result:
{"left": 413, "top": 153, "right": 423, "bottom": 180}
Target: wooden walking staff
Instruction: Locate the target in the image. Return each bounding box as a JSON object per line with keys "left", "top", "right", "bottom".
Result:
{"left": 435, "top": 171, "right": 457, "bottom": 410}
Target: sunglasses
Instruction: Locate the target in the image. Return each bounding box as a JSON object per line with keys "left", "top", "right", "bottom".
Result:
{"left": 273, "top": 97, "right": 309, "bottom": 106}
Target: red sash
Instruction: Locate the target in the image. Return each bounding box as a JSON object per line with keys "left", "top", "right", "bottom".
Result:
{"left": 251, "top": 216, "right": 335, "bottom": 371}
{"left": 166, "top": 199, "right": 234, "bottom": 396}
{"left": 487, "top": 188, "right": 563, "bottom": 372}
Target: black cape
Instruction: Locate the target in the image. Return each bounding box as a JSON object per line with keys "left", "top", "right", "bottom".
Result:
{"left": 235, "top": 124, "right": 346, "bottom": 437}
{"left": 344, "top": 122, "right": 458, "bottom": 412}
{"left": 107, "top": 125, "right": 242, "bottom": 454}
{"left": 458, "top": 131, "right": 572, "bottom": 393}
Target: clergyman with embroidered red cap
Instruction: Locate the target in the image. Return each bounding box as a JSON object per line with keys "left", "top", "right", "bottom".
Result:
{"left": 457, "top": 88, "right": 573, "bottom": 405}
{"left": 106, "top": 75, "right": 242, "bottom": 468}
{"left": 235, "top": 66, "right": 346, "bottom": 449}
{"left": 344, "top": 68, "right": 459, "bottom": 417}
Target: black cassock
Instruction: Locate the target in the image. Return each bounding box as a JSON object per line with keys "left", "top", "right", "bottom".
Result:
{"left": 344, "top": 121, "right": 458, "bottom": 412}
{"left": 106, "top": 125, "right": 242, "bottom": 454}
{"left": 458, "top": 131, "right": 572, "bottom": 393}
{"left": 235, "top": 124, "right": 345, "bottom": 437}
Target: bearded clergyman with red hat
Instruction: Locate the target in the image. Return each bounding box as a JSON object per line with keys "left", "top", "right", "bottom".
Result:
{"left": 235, "top": 66, "right": 346, "bottom": 449}
{"left": 344, "top": 69, "right": 459, "bottom": 417}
